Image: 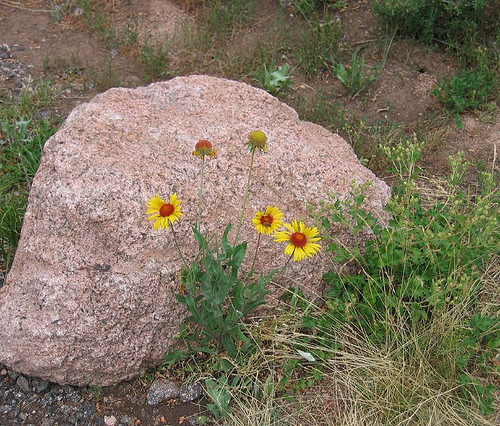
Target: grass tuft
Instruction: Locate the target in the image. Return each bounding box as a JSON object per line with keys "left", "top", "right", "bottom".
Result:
{"left": 0, "top": 81, "right": 58, "bottom": 281}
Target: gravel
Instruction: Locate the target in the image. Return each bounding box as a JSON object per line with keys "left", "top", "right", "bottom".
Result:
{"left": 0, "top": 366, "right": 103, "bottom": 425}
{"left": 0, "top": 365, "right": 207, "bottom": 425}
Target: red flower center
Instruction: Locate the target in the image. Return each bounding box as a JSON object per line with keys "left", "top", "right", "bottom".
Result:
{"left": 195, "top": 139, "right": 212, "bottom": 151}
{"left": 260, "top": 214, "right": 274, "bottom": 227}
{"left": 159, "top": 203, "right": 175, "bottom": 217}
{"left": 290, "top": 232, "right": 307, "bottom": 248}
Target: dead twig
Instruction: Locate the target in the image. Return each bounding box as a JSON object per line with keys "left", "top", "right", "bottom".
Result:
{"left": 0, "top": 0, "right": 51, "bottom": 12}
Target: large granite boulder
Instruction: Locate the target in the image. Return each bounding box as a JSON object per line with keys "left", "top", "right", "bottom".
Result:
{"left": 0, "top": 75, "right": 391, "bottom": 386}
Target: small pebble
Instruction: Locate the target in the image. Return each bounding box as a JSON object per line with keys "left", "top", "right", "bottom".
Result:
{"left": 147, "top": 379, "right": 180, "bottom": 405}
{"left": 8, "top": 370, "right": 19, "bottom": 380}
{"left": 104, "top": 415, "right": 118, "bottom": 425}
{"left": 16, "top": 375, "right": 30, "bottom": 392}
{"left": 120, "top": 415, "right": 136, "bottom": 425}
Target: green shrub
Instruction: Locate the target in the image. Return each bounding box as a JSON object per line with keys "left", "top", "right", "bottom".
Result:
{"left": 304, "top": 138, "right": 500, "bottom": 415}
{"left": 432, "top": 69, "right": 498, "bottom": 126}
{"left": 370, "top": 0, "right": 500, "bottom": 58}
{"left": 320, "top": 141, "right": 498, "bottom": 335}
{"left": 170, "top": 224, "right": 268, "bottom": 359}
{"left": 312, "top": 139, "right": 499, "bottom": 413}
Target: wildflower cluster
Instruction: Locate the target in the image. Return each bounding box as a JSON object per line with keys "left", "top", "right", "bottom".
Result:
{"left": 145, "top": 130, "right": 321, "bottom": 362}
{"left": 146, "top": 131, "right": 321, "bottom": 263}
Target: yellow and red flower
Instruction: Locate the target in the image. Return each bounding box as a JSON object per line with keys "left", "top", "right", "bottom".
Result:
{"left": 192, "top": 139, "right": 217, "bottom": 159}
{"left": 274, "top": 220, "right": 321, "bottom": 261}
{"left": 146, "top": 193, "right": 182, "bottom": 230}
{"left": 252, "top": 206, "right": 284, "bottom": 235}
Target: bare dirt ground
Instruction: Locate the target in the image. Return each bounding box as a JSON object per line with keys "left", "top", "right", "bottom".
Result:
{"left": 1, "top": 0, "right": 498, "bottom": 173}
{"left": 0, "top": 0, "right": 498, "bottom": 424}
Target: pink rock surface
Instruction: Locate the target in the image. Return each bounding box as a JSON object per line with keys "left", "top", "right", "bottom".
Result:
{"left": 0, "top": 75, "right": 391, "bottom": 386}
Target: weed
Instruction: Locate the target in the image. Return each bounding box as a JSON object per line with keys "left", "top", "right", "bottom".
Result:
{"left": 99, "top": 62, "right": 121, "bottom": 89}
{"left": 295, "top": 15, "right": 341, "bottom": 76}
{"left": 0, "top": 195, "right": 26, "bottom": 276}
{"left": 78, "top": 0, "right": 119, "bottom": 49}
{"left": 121, "top": 21, "right": 139, "bottom": 48}
{"left": 292, "top": 0, "right": 346, "bottom": 20}
{"left": 218, "top": 10, "right": 294, "bottom": 80}
{"left": 331, "top": 48, "right": 378, "bottom": 98}
{"left": 140, "top": 38, "right": 171, "bottom": 82}
{"left": 311, "top": 139, "right": 499, "bottom": 414}
{"left": 432, "top": 68, "right": 498, "bottom": 128}
{"left": 75, "top": 0, "right": 139, "bottom": 50}
{"left": 0, "top": 82, "right": 58, "bottom": 278}
{"left": 331, "top": 31, "right": 394, "bottom": 99}
{"left": 86, "top": 62, "right": 121, "bottom": 91}
{"left": 89, "top": 385, "right": 102, "bottom": 400}
{"left": 456, "top": 313, "right": 500, "bottom": 415}
{"left": 205, "top": 376, "right": 232, "bottom": 419}
{"left": 255, "top": 63, "right": 293, "bottom": 96}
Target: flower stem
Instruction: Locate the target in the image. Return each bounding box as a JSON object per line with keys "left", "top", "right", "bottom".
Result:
{"left": 196, "top": 157, "right": 206, "bottom": 230}
{"left": 249, "top": 233, "right": 261, "bottom": 276}
{"left": 170, "top": 224, "right": 188, "bottom": 269}
{"left": 280, "top": 254, "right": 293, "bottom": 275}
{"left": 234, "top": 149, "right": 255, "bottom": 244}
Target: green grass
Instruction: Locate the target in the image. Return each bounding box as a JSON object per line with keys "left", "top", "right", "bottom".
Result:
{"left": 140, "top": 37, "right": 172, "bottom": 82}
{"left": 0, "top": 81, "right": 58, "bottom": 279}
{"left": 294, "top": 15, "right": 341, "bottom": 76}
{"left": 201, "top": 0, "right": 257, "bottom": 36}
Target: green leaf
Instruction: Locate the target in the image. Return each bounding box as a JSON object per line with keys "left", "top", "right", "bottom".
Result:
{"left": 221, "top": 334, "right": 237, "bottom": 357}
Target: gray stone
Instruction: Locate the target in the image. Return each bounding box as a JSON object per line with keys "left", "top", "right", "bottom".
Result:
{"left": 119, "top": 415, "right": 137, "bottom": 426}
{"left": 146, "top": 379, "right": 180, "bottom": 405}
{"left": 31, "top": 377, "right": 50, "bottom": 393}
{"left": 16, "top": 375, "right": 30, "bottom": 392}
{"left": 179, "top": 381, "right": 203, "bottom": 402}
{"left": 0, "top": 75, "right": 391, "bottom": 386}
{"left": 7, "top": 370, "right": 19, "bottom": 380}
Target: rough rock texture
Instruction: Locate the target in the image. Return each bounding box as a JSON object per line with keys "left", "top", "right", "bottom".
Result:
{"left": 146, "top": 379, "right": 181, "bottom": 405}
{"left": 179, "top": 382, "right": 204, "bottom": 403}
{"left": 0, "top": 75, "right": 391, "bottom": 386}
